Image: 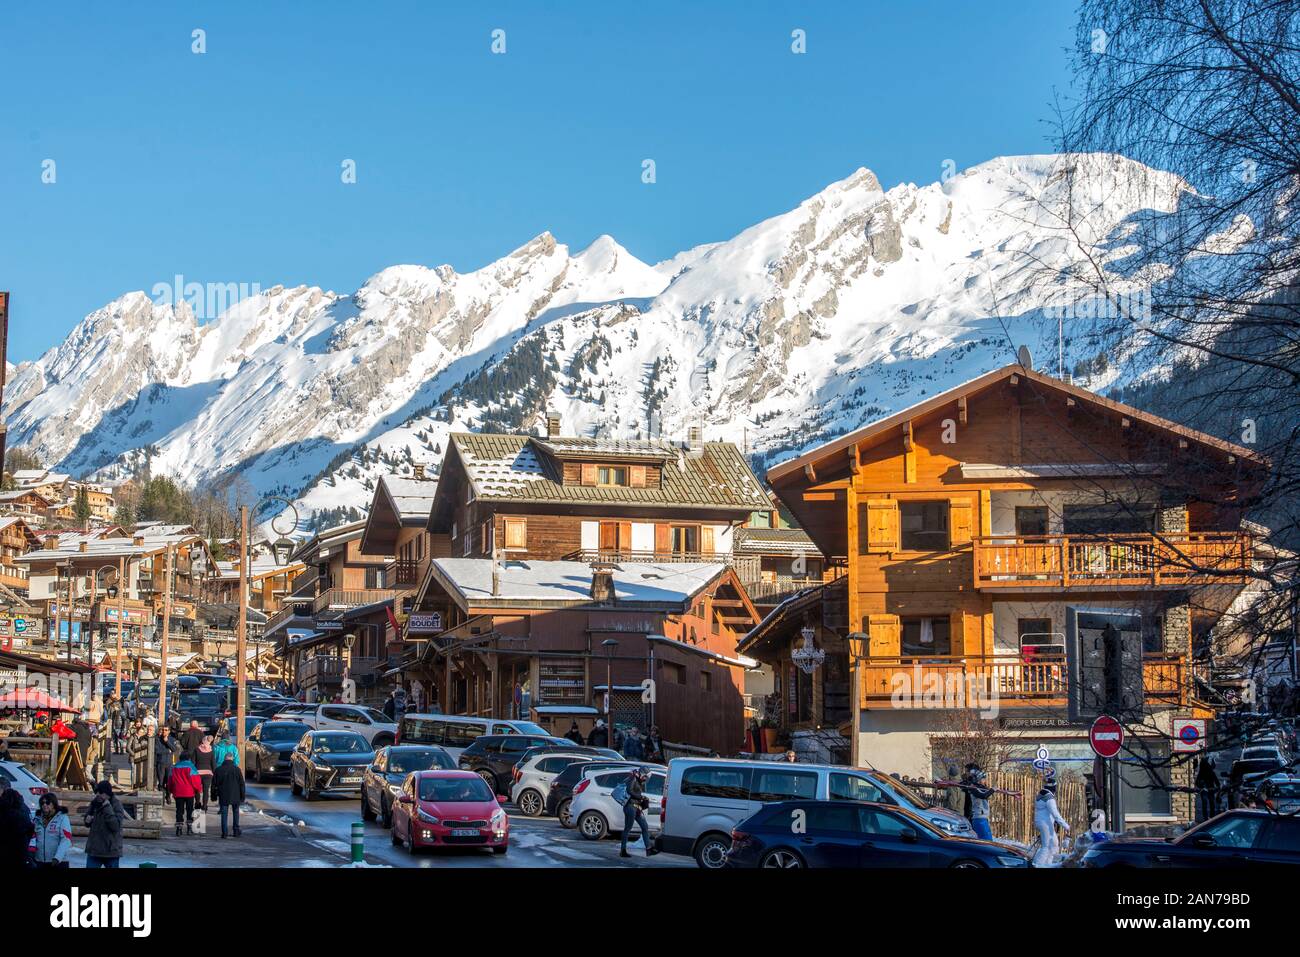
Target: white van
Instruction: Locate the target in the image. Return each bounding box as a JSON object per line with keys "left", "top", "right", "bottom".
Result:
{"left": 660, "top": 758, "right": 974, "bottom": 868}
{"left": 396, "top": 713, "right": 550, "bottom": 760}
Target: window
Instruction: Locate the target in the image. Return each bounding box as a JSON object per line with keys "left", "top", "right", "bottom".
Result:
{"left": 900, "top": 501, "right": 949, "bottom": 550}
{"left": 901, "top": 617, "right": 951, "bottom": 656}
{"left": 599, "top": 521, "right": 628, "bottom": 551}
{"left": 1262, "top": 819, "right": 1300, "bottom": 853}
{"left": 644, "top": 774, "right": 665, "bottom": 796}
{"left": 670, "top": 525, "right": 699, "bottom": 555}
{"left": 1063, "top": 502, "right": 1154, "bottom": 535}
{"left": 681, "top": 766, "right": 751, "bottom": 800}
{"left": 1194, "top": 815, "right": 1266, "bottom": 849}
{"left": 858, "top": 807, "right": 919, "bottom": 838}
{"left": 597, "top": 466, "right": 628, "bottom": 486}
{"left": 749, "top": 510, "right": 774, "bottom": 529}
{"left": 538, "top": 757, "right": 579, "bottom": 774}
{"left": 595, "top": 772, "right": 631, "bottom": 788}
{"left": 365, "top": 567, "right": 380, "bottom": 589}
{"left": 504, "top": 518, "right": 527, "bottom": 550}
{"left": 1017, "top": 618, "right": 1055, "bottom": 648}
{"left": 442, "top": 721, "right": 488, "bottom": 749}
{"left": 751, "top": 768, "right": 818, "bottom": 802}
{"left": 699, "top": 670, "right": 713, "bottom": 692}
{"left": 1119, "top": 747, "right": 1173, "bottom": 817}
{"left": 829, "top": 773, "right": 886, "bottom": 803}
{"left": 804, "top": 805, "right": 861, "bottom": 833}
{"left": 1015, "top": 506, "right": 1049, "bottom": 537}
{"left": 661, "top": 661, "right": 685, "bottom": 684}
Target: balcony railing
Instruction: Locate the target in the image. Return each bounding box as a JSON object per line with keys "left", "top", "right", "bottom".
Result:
{"left": 298, "top": 655, "right": 380, "bottom": 685}
{"left": 566, "top": 549, "right": 732, "bottom": 565}
{"left": 743, "top": 578, "right": 827, "bottom": 604}
{"left": 972, "top": 532, "right": 1251, "bottom": 589}
{"left": 382, "top": 559, "right": 420, "bottom": 589}
{"left": 311, "top": 587, "right": 396, "bottom": 614}
{"left": 859, "top": 653, "right": 1188, "bottom": 709}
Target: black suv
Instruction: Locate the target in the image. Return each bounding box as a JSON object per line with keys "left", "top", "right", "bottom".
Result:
{"left": 458, "top": 734, "right": 573, "bottom": 794}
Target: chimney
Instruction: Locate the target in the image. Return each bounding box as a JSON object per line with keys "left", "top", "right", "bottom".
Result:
{"left": 686, "top": 424, "right": 704, "bottom": 458}
{"left": 413, "top": 463, "right": 426, "bottom": 480}
{"left": 79, "top": 541, "right": 88, "bottom": 553}
{"left": 545, "top": 410, "right": 562, "bottom": 439}
{"left": 491, "top": 549, "right": 500, "bottom": 597}
{"left": 133, "top": 535, "right": 144, "bottom": 546}
{"left": 43, "top": 537, "right": 57, "bottom": 550}
{"left": 590, "top": 563, "right": 615, "bottom": 603}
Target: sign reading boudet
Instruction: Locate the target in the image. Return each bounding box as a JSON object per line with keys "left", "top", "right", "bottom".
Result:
{"left": 408, "top": 613, "right": 444, "bottom": 635}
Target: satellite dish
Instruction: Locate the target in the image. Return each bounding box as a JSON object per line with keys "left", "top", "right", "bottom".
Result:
{"left": 1017, "top": 345, "right": 1033, "bottom": 370}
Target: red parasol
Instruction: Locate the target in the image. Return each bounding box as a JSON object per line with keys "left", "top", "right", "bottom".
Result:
{"left": 0, "top": 688, "right": 78, "bottom": 712}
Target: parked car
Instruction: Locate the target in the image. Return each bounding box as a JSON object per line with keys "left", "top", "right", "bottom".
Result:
{"left": 246, "top": 721, "right": 312, "bottom": 782}
{"left": 1257, "top": 774, "right": 1300, "bottom": 814}
{"left": 169, "top": 687, "right": 225, "bottom": 733}
{"left": 1082, "top": 809, "right": 1300, "bottom": 867}
{"left": 396, "top": 714, "right": 550, "bottom": 760}
{"left": 221, "top": 715, "right": 265, "bottom": 740}
{"left": 390, "top": 770, "right": 509, "bottom": 854}
{"left": 546, "top": 759, "right": 660, "bottom": 826}
{"left": 724, "top": 800, "right": 1031, "bottom": 869}
{"left": 572, "top": 765, "right": 668, "bottom": 840}
{"left": 361, "top": 745, "right": 455, "bottom": 827}
{"left": 459, "top": 734, "right": 577, "bottom": 794}
{"left": 1230, "top": 747, "right": 1292, "bottom": 798}
{"left": 660, "top": 758, "right": 974, "bottom": 869}
{"left": 0, "top": 760, "right": 49, "bottom": 813}
{"left": 511, "top": 752, "right": 598, "bottom": 817}
{"left": 289, "top": 730, "right": 375, "bottom": 800}
{"left": 247, "top": 693, "right": 298, "bottom": 718}
{"left": 270, "top": 703, "right": 396, "bottom": 748}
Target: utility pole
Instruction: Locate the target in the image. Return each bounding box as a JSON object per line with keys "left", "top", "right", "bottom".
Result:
{"left": 115, "top": 556, "right": 126, "bottom": 698}
{"left": 237, "top": 505, "right": 249, "bottom": 765}
{"left": 158, "top": 544, "right": 174, "bottom": 727}
{"left": 1102, "top": 623, "right": 1125, "bottom": 833}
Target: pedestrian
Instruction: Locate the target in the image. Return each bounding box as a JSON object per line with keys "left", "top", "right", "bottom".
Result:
{"left": 615, "top": 767, "right": 659, "bottom": 859}
{"left": 213, "top": 751, "right": 245, "bottom": 838}
{"left": 564, "top": 721, "right": 584, "bottom": 745}
{"left": 1032, "top": 775, "right": 1070, "bottom": 867}
{"left": 622, "top": 725, "right": 645, "bottom": 760}
{"left": 941, "top": 763, "right": 965, "bottom": 815}
{"left": 83, "top": 780, "right": 126, "bottom": 868}
{"left": 180, "top": 719, "right": 204, "bottom": 761}
{"left": 140, "top": 705, "right": 158, "bottom": 736}
{"left": 1195, "top": 756, "right": 1221, "bottom": 821}
{"left": 168, "top": 756, "right": 202, "bottom": 835}
{"left": 32, "top": 794, "right": 71, "bottom": 868}
{"left": 960, "top": 764, "right": 1019, "bottom": 841}
{"left": 213, "top": 733, "right": 240, "bottom": 767}
{"left": 90, "top": 714, "right": 111, "bottom": 780}
{"left": 155, "top": 726, "right": 179, "bottom": 799}
{"left": 194, "top": 735, "right": 216, "bottom": 810}
{"left": 586, "top": 719, "right": 609, "bottom": 748}
{"left": 108, "top": 694, "right": 126, "bottom": 755}
{"left": 382, "top": 689, "right": 397, "bottom": 721}
{"left": 0, "top": 788, "right": 34, "bottom": 869}
{"left": 644, "top": 725, "right": 665, "bottom": 764}
{"left": 129, "top": 722, "right": 151, "bottom": 789}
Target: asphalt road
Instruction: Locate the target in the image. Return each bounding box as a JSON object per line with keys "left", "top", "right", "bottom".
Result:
{"left": 246, "top": 781, "right": 693, "bottom": 869}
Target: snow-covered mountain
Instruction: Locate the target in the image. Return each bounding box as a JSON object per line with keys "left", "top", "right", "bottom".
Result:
{"left": 3, "top": 153, "right": 1191, "bottom": 531}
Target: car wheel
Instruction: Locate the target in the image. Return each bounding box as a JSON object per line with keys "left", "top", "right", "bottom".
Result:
{"left": 950, "top": 859, "right": 987, "bottom": 869}
{"left": 406, "top": 822, "right": 417, "bottom": 854}
{"left": 372, "top": 734, "right": 393, "bottom": 749}
{"left": 557, "top": 799, "right": 574, "bottom": 828}
{"left": 516, "top": 788, "right": 543, "bottom": 817}
{"left": 303, "top": 777, "right": 315, "bottom": 801}
{"left": 290, "top": 772, "right": 302, "bottom": 797}
{"left": 760, "top": 849, "right": 804, "bottom": 869}
{"left": 693, "top": 832, "right": 731, "bottom": 870}
{"left": 577, "top": 810, "right": 608, "bottom": 840}
{"left": 381, "top": 798, "right": 393, "bottom": 829}
{"left": 390, "top": 820, "right": 402, "bottom": 846}
{"left": 492, "top": 845, "right": 508, "bottom": 855}
{"left": 476, "top": 769, "right": 498, "bottom": 793}
{"left": 360, "top": 791, "right": 375, "bottom": 821}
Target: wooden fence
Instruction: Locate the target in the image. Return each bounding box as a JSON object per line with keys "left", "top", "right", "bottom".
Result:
{"left": 988, "top": 769, "right": 1088, "bottom": 845}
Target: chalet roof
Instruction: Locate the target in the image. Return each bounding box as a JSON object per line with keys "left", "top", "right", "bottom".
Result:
{"left": 766, "top": 364, "right": 1268, "bottom": 485}
{"left": 533, "top": 438, "right": 679, "bottom": 462}
{"left": 429, "top": 557, "right": 728, "bottom": 609}
{"left": 447, "top": 433, "right": 768, "bottom": 512}
{"left": 288, "top": 519, "right": 367, "bottom": 564}
{"left": 736, "top": 577, "right": 847, "bottom": 658}
{"left": 382, "top": 476, "right": 439, "bottom": 521}
{"left": 211, "top": 558, "right": 303, "bottom": 582}
{"left": 733, "top": 527, "right": 822, "bottom": 557}
{"left": 15, "top": 530, "right": 205, "bottom": 566}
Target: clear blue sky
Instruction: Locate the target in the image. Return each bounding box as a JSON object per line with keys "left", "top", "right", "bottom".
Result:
{"left": 0, "top": 1, "right": 1077, "bottom": 362}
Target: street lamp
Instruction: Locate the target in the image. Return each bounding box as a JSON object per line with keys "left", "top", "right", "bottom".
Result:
{"left": 87, "top": 562, "right": 122, "bottom": 692}
{"left": 236, "top": 496, "right": 299, "bottom": 766}
{"left": 601, "top": 638, "right": 619, "bottom": 746}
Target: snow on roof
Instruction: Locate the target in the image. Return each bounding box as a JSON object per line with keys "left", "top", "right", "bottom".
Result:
{"left": 15, "top": 530, "right": 204, "bottom": 564}
{"left": 646, "top": 633, "right": 759, "bottom": 669}
{"left": 533, "top": 705, "right": 599, "bottom": 714}
{"left": 211, "top": 557, "right": 300, "bottom": 580}
{"left": 381, "top": 475, "right": 438, "bottom": 521}
{"left": 431, "top": 558, "right": 726, "bottom": 607}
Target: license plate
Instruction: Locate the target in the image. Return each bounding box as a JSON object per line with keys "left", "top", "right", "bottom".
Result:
{"left": 341, "top": 777, "right": 361, "bottom": 785}
{"left": 451, "top": 828, "right": 479, "bottom": 837}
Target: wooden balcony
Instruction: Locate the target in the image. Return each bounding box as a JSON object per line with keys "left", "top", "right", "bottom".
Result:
{"left": 859, "top": 653, "right": 1189, "bottom": 710}
{"left": 972, "top": 532, "right": 1251, "bottom": 590}
{"left": 311, "top": 587, "right": 396, "bottom": 614}
{"left": 382, "top": 559, "right": 420, "bottom": 589}
{"left": 743, "top": 578, "right": 828, "bottom": 604}
{"left": 566, "top": 549, "right": 732, "bottom": 565}
{"left": 298, "top": 655, "right": 380, "bottom": 686}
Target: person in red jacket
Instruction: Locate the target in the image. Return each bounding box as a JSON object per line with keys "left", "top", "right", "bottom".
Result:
{"left": 168, "top": 758, "right": 203, "bottom": 835}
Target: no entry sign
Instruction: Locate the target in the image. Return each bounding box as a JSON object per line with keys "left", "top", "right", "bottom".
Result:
{"left": 1090, "top": 714, "right": 1124, "bottom": 758}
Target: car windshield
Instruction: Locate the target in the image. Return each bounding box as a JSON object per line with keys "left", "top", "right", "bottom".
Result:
{"left": 869, "top": 772, "right": 932, "bottom": 808}
{"left": 419, "top": 777, "right": 494, "bottom": 802}
{"left": 1242, "top": 748, "right": 1281, "bottom": 759}
{"left": 184, "top": 691, "right": 222, "bottom": 708}
{"left": 363, "top": 708, "right": 390, "bottom": 723}
{"left": 509, "top": 722, "right": 548, "bottom": 736}
{"left": 313, "top": 734, "right": 369, "bottom": 754}
{"left": 261, "top": 723, "right": 309, "bottom": 742}
{"left": 390, "top": 750, "right": 453, "bottom": 773}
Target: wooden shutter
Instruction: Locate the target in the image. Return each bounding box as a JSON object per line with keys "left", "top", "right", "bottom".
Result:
{"left": 865, "top": 500, "right": 899, "bottom": 553}
{"left": 948, "top": 499, "right": 973, "bottom": 547}
{"left": 618, "top": 521, "right": 632, "bottom": 550}
{"left": 599, "top": 522, "right": 617, "bottom": 550}
{"left": 580, "top": 463, "right": 597, "bottom": 486}
{"left": 867, "top": 614, "right": 901, "bottom": 657}
{"left": 504, "top": 518, "right": 526, "bottom": 550}
{"left": 700, "top": 525, "right": 715, "bottom": 555}
{"left": 655, "top": 524, "right": 671, "bottom": 553}
{"left": 949, "top": 610, "right": 966, "bottom": 656}
{"left": 629, "top": 465, "right": 647, "bottom": 488}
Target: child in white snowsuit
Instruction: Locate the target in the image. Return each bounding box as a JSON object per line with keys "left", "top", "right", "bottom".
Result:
{"left": 1033, "top": 778, "right": 1070, "bottom": 866}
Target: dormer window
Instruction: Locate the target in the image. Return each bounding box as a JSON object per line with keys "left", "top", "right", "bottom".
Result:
{"left": 578, "top": 463, "right": 646, "bottom": 487}
{"left": 598, "top": 466, "right": 628, "bottom": 486}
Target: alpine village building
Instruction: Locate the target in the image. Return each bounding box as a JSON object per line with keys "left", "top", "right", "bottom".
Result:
{"left": 746, "top": 363, "right": 1266, "bottom": 825}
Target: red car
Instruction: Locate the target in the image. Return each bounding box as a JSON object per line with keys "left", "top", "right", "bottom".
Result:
{"left": 391, "top": 770, "right": 510, "bottom": 855}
